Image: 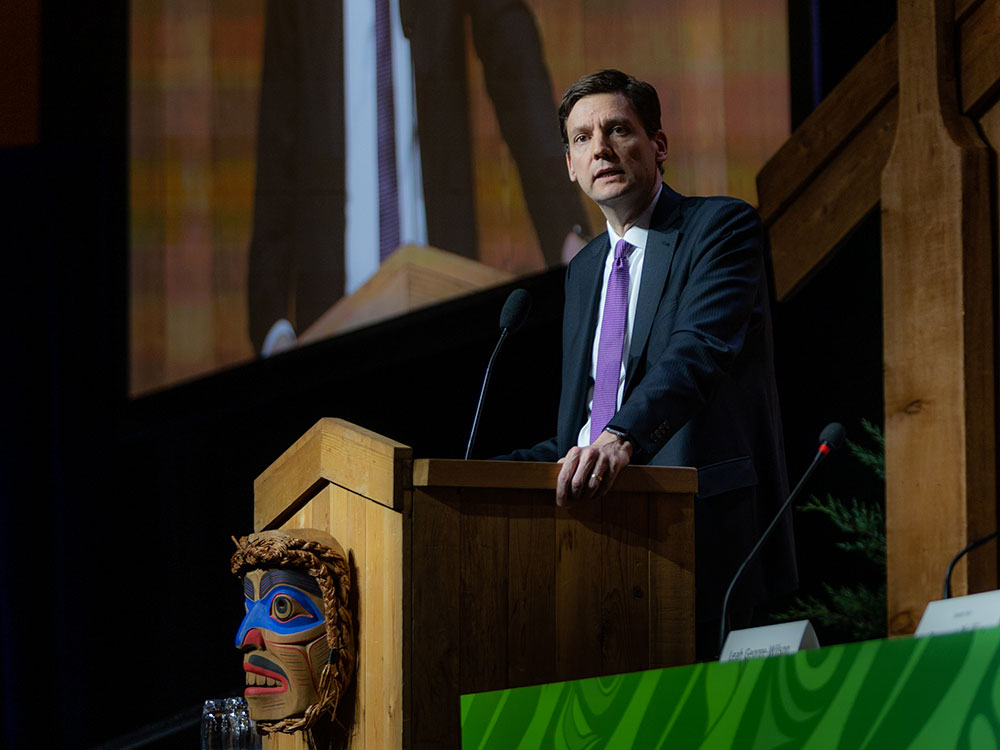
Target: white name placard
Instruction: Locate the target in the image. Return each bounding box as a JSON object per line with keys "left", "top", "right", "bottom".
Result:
{"left": 915, "top": 589, "right": 1000, "bottom": 637}
{"left": 719, "top": 620, "right": 819, "bottom": 663}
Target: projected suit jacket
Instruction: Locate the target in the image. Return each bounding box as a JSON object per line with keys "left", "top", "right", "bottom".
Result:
{"left": 247, "top": 0, "right": 588, "bottom": 351}
{"left": 501, "top": 184, "right": 797, "bottom": 619}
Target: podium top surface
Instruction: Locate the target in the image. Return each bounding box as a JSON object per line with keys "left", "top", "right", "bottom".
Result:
{"left": 253, "top": 419, "right": 698, "bottom": 530}
{"left": 413, "top": 459, "right": 698, "bottom": 494}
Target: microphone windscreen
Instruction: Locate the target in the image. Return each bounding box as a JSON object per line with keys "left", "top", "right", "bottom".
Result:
{"left": 499, "top": 288, "right": 532, "bottom": 333}
{"left": 819, "top": 422, "right": 846, "bottom": 451}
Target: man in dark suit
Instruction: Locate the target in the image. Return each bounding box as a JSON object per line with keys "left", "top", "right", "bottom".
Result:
{"left": 500, "top": 70, "right": 796, "bottom": 647}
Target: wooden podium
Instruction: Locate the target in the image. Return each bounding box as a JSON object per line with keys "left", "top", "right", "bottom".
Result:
{"left": 252, "top": 418, "right": 698, "bottom": 749}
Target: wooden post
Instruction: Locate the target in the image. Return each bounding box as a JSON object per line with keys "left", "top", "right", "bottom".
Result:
{"left": 881, "top": 0, "right": 995, "bottom": 635}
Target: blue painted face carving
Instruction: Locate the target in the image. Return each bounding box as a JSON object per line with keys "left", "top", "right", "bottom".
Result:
{"left": 236, "top": 568, "right": 329, "bottom": 720}
{"left": 235, "top": 569, "right": 324, "bottom": 645}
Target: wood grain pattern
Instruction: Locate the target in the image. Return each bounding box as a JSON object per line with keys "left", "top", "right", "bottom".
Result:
{"left": 757, "top": 27, "right": 898, "bottom": 227}
{"left": 882, "top": 0, "right": 996, "bottom": 636}
{"left": 554, "top": 498, "right": 604, "bottom": 682}
{"left": 254, "top": 418, "right": 411, "bottom": 530}
{"left": 281, "top": 483, "right": 404, "bottom": 749}
{"left": 507, "top": 498, "right": 556, "bottom": 688}
{"left": 410, "top": 487, "right": 462, "bottom": 749}
{"left": 760, "top": 0, "right": 1000, "bottom": 302}
{"left": 768, "top": 96, "right": 897, "bottom": 299}
{"left": 458, "top": 489, "right": 509, "bottom": 695}
{"left": 412, "top": 459, "right": 698, "bottom": 494}
{"left": 366, "top": 495, "right": 404, "bottom": 749}
{"left": 257, "top": 423, "right": 697, "bottom": 748}
{"left": 600, "top": 492, "right": 650, "bottom": 675}
{"left": 958, "top": 0, "right": 1000, "bottom": 115}
{"left": 649, "top": 494, "right": 696, "bottom": 666}
{"left": 262, "top": 731, "right": 305, "bottom": 750}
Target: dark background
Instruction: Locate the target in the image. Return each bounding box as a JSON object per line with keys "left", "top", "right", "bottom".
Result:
{"left": 0, "top": 2, "right": 894, "bottom": 746}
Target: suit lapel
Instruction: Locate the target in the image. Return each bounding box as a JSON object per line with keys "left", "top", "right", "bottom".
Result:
{"left": 568, "top": 235, "right": 608, "bottom": 351}
{"left": 626, "top": 185, "right": 683, "bottom": 390}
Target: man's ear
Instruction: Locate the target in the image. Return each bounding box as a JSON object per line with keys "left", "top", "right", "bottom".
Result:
{"left": 653, "top": 131, "right": 668, "bottom": 163}
{"left": 566, "top": 151, "right": 577, "bottom": 183}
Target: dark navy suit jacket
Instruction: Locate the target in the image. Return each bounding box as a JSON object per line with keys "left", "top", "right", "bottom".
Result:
{"left": 501, "top": 184, "right": 797, "bottom": 619}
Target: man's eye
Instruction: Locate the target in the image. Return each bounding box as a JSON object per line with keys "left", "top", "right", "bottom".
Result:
{"left": 574, "top": 134, "right": 588, "bottom": 144}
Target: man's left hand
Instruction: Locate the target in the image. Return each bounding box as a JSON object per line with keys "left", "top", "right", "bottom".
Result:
{"left": 556, "top": 430, "right": 632, "bottom": 506}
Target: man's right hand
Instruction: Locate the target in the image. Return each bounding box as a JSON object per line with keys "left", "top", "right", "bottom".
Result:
{"left": 555, "top": 430, "right": 632, "bottom": 506}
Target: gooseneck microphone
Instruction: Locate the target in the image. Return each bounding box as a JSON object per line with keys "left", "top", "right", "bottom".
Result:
{"left": 718, "top": 422, "right": 846, "bottom": 657}
{"left": 464, "top": 289, "right": 531, "bottom": 460}
{"left": 943, "top": 530, "right": 1000, "bottom": 599}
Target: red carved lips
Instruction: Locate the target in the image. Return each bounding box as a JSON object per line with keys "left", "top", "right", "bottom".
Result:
{"left": 243, "top": 657, "right": 288, "bottom": 696}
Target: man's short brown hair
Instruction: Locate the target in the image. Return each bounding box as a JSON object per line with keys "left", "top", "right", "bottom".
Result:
{"left": 558, "top": 69, "right": 662, "bottom": 149}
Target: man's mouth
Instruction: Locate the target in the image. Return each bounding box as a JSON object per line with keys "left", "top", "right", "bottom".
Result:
{"left": 595, "top": 168, "right": 624, "bottom": 180}
{"left": 244, "top": 655, "right": 289, "bottom": 695}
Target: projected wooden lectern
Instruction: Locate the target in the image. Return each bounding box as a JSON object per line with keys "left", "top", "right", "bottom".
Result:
{"left": 251, "top": 418, "right": 697, "bottom": 749}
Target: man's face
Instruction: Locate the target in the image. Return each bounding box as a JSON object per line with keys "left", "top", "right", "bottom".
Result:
{"left": 564, "top": 92, "right": 668, "bottom": 220}
{"left": 236, "top": 568, "right": 329, "bottom": 721}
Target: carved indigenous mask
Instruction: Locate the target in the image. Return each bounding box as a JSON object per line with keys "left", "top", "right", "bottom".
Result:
{"left": 231, "top": 529, "right": 354, "bottom": 736}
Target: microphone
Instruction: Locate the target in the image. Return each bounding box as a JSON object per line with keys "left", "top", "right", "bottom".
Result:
{"left": 943, "top": 530, "right": 1000, "bottom": 599}
{"left": 464, "top": 289, "right": 532, "bottom": 460}
{"left": 498, "top": 288, "right": 531, "bottom": 334}
{"left": 718, "top": 422, "right": 845, "bottom": 657}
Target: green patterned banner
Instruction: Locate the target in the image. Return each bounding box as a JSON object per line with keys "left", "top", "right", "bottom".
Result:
{"left": 461, "top": 628, "right": 1000, "bottom": 748}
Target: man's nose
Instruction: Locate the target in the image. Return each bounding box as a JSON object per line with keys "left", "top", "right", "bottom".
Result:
{"left": 591, "top": 133, "right": 613, "bottom": 160}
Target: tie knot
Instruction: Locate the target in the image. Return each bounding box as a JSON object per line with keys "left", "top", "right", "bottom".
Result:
{"left": 614, "top": 239, "right": 633, "bottom": 263}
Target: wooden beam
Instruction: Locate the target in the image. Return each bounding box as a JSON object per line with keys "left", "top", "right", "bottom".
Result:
{"left": 759, "top": 0, "right": 1000, "bottom": 300}
{"left": 767, "top": 98, "right": 897, "bottom": 298}
{"left": 881, "top": 0, "right": 995, "bottom": 635}
{"left": 959, "top": 0, "right": 1000, "bottom": 115}
{"left": 757, "top": 29, "right": 898, "bottom": 229}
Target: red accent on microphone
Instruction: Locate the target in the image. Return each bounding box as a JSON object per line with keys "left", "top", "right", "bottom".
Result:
{"left": 818, "top": 443, "right": 831, "bottom": 455}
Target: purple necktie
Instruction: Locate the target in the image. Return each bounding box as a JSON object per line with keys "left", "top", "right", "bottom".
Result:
{"left": 590, "top": 239, "right": 633, "bottom": 443}
{"left": 376, "top": 0, "right": 400, "bottom": 261}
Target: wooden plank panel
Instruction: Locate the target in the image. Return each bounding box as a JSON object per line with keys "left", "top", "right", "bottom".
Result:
{"left": 255, "top": 418, "right": 411, "bottom": 530}
{"left": 554, "top": 500, "right": 604, "bottom": 682}
{"left": 410, "top": 488, "right": 461, "bottom": 749}
{"left": 459, "top": 488, "right": 509, "bottom": 694}
{"left": 334, "top": 487, "right": 366, "bottom": 750}
{"left": 283, "top": 485, "right": 370, "bottom": 749}
{"left": 769, "top": 97, "right": 897, "bottom": 299}
{"left": 882, "top": 0, "right": 996, "bottom": 636}
{"left": 366, "top": 497, "right": 403, "bottom": 750}
{"left": 262, "top": 731, "right": 307, "bottom": 750}
{"left": 600, "top": 492, "right": 650, "bottom": 675}
{"left": 284, "top": 485, "right": 409, "bottom": 749}
{"left": 649, "top": 494, "right": 696, "bottom": 667}
{"left": 413, "top": 459, "right": 697, "bottom": 494}
{"left": 507, "top": 499, "right": 556, "bottom": 688}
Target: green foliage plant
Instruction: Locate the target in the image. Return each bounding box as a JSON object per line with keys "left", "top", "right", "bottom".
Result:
{"left": 775, "top": 419, "right": 887, "bottom": 642}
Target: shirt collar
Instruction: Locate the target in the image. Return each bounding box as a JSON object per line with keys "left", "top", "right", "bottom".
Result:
{"left": 606, "top": 183, "right": 663, "bottom": 253}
